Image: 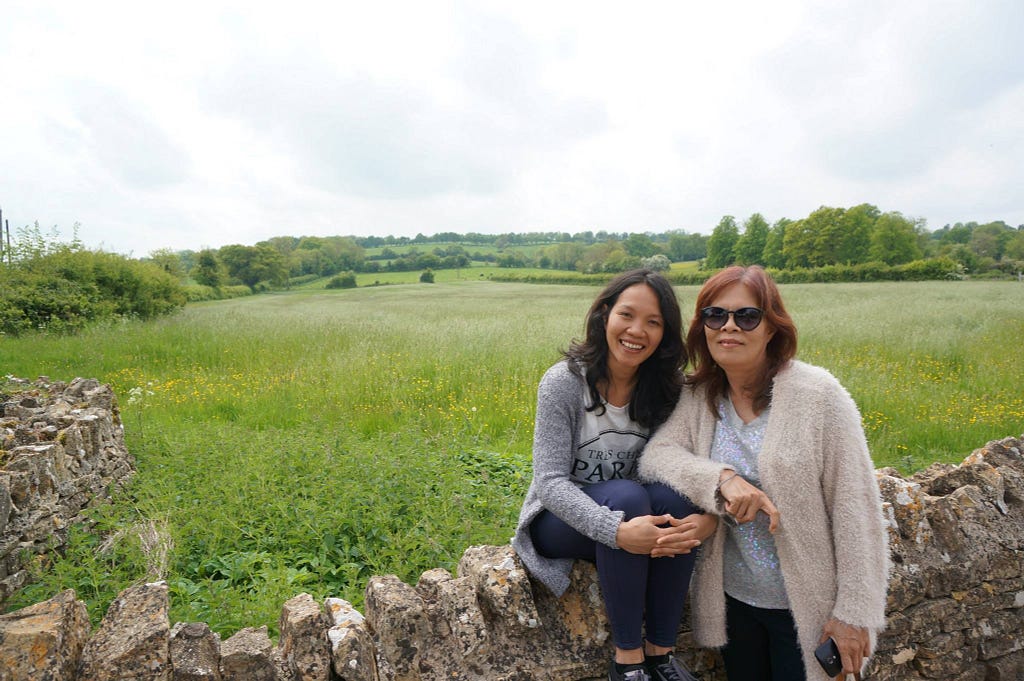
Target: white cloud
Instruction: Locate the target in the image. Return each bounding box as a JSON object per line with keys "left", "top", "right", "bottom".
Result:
{"left": 0, "top": 0, "right": 1021, "bottom": 257}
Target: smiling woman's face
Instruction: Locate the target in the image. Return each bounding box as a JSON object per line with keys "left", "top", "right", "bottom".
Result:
{"left": 604, "top": 283, "right": 664, "bottom": 377}
{"left": 704, "top": 282, "right": 774, "bottom": 377}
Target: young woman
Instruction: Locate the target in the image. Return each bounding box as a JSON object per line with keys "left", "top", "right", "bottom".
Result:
{"left": 640, "top": 266, "right": 888, "bottom": 680}
{"left": 512, "top": 269, "right": 717, "bottom": 681}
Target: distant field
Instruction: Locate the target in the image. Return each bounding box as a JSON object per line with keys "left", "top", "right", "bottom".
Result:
{"left": 362, "top": 242, "right": 552, "bottom": 258}
{"left": 296, "top": 260, "right": 700, "bottom": 287}
{"left": 3, "top": 279, "right": 1021, "bottom": 637}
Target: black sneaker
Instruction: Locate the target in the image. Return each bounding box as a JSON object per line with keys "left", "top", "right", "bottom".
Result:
{"left": 608, "top": 661, "right": 651, "bottom": 681}
{"left": 646, "top": 655, "right": 699, "bottom": 681}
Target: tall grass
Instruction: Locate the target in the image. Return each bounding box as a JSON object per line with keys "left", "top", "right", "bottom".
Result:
{"left": 2, "top": 280, "right": 1021, "bottom": 636}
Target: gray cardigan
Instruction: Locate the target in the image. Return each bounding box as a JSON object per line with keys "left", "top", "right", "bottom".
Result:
{"left": 511, "top": 361, "right": 627, "bottom": 596}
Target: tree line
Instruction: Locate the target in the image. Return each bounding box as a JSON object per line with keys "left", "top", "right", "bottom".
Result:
{"left": 158, "top": 206, "right": 1022, "bottom": 289}
{"left": 704, "top": 206, "right": 1023, "bottom": 275}
{"left": 2, "top": 207, "right": 1021, "bottom": 335}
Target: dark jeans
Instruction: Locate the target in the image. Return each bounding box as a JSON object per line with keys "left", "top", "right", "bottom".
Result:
{"left": 530, "top": 479, "right": 700, "bottom": 650}
{"left": 722, "top": 594, "right": 806, "bottom": 680}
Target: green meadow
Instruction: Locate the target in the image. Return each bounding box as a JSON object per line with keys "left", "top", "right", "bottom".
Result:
{"left": 2, "top": 280, "right": 1022, "bottom": 636}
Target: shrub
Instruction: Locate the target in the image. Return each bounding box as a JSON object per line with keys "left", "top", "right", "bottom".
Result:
{"left": 325, "top": 272, "right": 357, "bottom": 289}
{"left": 419, "top": 269, "right": 435, "bottom": 283}
{"left": 0, "top": 247, "right": 185, "bottom": 335}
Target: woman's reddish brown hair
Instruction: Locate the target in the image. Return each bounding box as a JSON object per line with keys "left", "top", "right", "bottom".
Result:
{"left": 685, "top": 265, "right": 798, "bottom": 416}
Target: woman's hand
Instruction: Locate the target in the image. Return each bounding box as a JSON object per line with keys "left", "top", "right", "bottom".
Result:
{"left": 651, "top": 512, "right": 718, "bottom": 557}
{"left": 615, "top": 515, "right": 701, "bottom": 555}
{"left": 821, "top": 618, "right": 870, "bottom": 679}
{"left": 718, "top": 471, "right": 781, "bottom": 532}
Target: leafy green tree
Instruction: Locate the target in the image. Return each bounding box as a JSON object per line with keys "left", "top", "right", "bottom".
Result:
{"left": 577, "top": 242, "right": 630, "bottom": 273}
{"left": 763, "top": 218, "right": 790, "bottom": 269}
{"left": 705, "top": 216, "right": 739, "bottom": 268}
{"left": 542, "top": 242, "right": 585, "bottom": 270}
{"left": 934, "top": 222, "right": 975, "bottom": 245}
{"left": 147, "top": 248, "right": 186, "bottom": 280}
{"left": 944, "top": 243, "right": 980, "bottom": 273}
{"left": 219, "top": 244, "right": 288, "bottom": 290}
{"left": 869, "top": 212, "right": 923, "bottom": 264}
{"left": 1004, "top": 230, "right": 1024, "bottom": 262}
{"left": 734, "top": 213, "right": 769, "bottom": 265}
{"left": 666, "top": 231, "right": 707, "bottom": 262}
{"left": 191, "top": 249, "right": 225, "bottom": 288}
{"left": 969, "top": 221, "right": 1013, "bottom": 260}
{"left": 782, "top": 206, "right": 852, "bottom": 268}
{"left": 623, "top": 233, "right": 659, "bottom": 258}
{"left": 838, "top": 204, "right": 879, "bottom": 264}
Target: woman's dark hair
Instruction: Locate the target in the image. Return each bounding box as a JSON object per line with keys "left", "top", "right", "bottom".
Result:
{"left": 685, "top": 265, "right": 798, "bottom": 416}
{"left": 564, "top": 268, "right": 686, "bottom": 428}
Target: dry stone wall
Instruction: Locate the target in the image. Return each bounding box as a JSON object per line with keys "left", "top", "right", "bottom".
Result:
{"left": 0, "top": 379, "right": 1022, "bottom": 680}
{"left": 0, "top": 376, "right": 135, "bottom": 606}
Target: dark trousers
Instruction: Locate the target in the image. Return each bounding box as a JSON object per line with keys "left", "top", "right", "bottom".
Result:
{"left": 722, "top": 594, "right": 806, "bottom": 680}
{"left": 530, "top": 479, "right": 699, "bottom": 650}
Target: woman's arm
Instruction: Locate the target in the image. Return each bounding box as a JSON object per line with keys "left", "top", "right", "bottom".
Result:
{"left": 530, "top": 366, "right": 624, "bottom": 548}
{"left": 819, "top": 380, "right": 889, "bottom": 632}
{"left": 639, "top": 389, "right": 731, "bottom": 512}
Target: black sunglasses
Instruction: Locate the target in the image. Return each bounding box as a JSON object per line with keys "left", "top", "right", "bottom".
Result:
{"left": 700, "top": 306, "right": 764, "bottom": 331}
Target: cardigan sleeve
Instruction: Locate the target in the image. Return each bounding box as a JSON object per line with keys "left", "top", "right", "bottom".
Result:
{"left": 639, "top": 386, "right": 732, "bottom": 513}
{"left": 531, "top": 363, "right": 623, "bottom": 549}
{"left": 819, "top": 379, "right": 890, "bottom": 631}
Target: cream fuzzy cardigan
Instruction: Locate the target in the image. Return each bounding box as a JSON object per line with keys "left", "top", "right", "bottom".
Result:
{"left": 639, "top": 360, "right": 889, "bottom": 680}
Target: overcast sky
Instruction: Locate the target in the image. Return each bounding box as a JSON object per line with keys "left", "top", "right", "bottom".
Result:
{"left": 1, "top": 1, "right": 1022, "bottom": 257}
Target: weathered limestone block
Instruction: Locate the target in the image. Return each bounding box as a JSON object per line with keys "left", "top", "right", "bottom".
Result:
{"left": 279, "top": 592, "right": 331, "bottom": 681}
{"left": 0, "top": 475, "right": 11, "bottom": 537}
{"left": 457, "top": 545, "right": 539, "bottom": 630}
{"left": 326, "top": 597, "right": 378, "bottom": 681}
{"left": 923, "top": 494, "right": 964, "bottom": 552}
{"left": 983, "top": 649, "right": 1024, "bottom": 680}
{"left": 877, "top": 474, "right": 932, "bottom": 545}
{"left": 0, "top": 588, "right": 89, "bottom": 681}
{"left": 219, "top": 626, "right": 278, "bottom": 681}
{"left": 78, "top": 581, "right": 171, "bottom": 681}
{"left": 416, "top": 567, "right": 490, "bottom": 663}
{"left": 170, "top": 621, "right": 222, "bottom": 681}
{"left": 364, "top": 575, "right": 430, "bottom": 681}
{"left": 434, "top": 574, "right": 488, "bottom": 658}
{"left": 975, "top": 609, "right": 1024, "bottom": 660}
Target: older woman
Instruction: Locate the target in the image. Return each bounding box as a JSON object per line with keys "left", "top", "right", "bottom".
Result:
{"left": 640, "top": 266, "right": 888, "bottom": 681}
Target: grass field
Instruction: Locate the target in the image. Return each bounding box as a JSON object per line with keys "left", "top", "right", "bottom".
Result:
{"left": 2, "top": 279, "right": 1022, "bottom": 636}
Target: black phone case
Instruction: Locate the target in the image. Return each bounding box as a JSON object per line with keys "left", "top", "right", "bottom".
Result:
{"left": 814, "top": 637, "right": 842, "bottom": 676}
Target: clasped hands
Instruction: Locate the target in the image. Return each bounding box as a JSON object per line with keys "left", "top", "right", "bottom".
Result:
{"left": 718, "top": 470, "right": 780, "bottom": 533}
{"left": 616, "top": 512, "right": 718, "bottom": 557}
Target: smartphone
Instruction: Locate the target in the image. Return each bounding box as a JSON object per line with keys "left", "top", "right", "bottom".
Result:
{"left": 814, "top": 637, "right": 842, "bottom": 677}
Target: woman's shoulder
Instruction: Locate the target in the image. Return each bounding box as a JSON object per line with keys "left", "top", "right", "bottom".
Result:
{"left": 775, "top": 360, "right": 852, "bottom": 400}
{"left": 538, "top": 360, "right": 586, "bottom": 397}
{"left": 541, "top": 359, "right": 584, "bottom": 384}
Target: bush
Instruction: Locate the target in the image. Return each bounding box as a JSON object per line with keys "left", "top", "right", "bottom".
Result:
{"left": 288, "top": 273, "right": 320, "bottom": 286}
{"left": 419, "top": 269, "right": 435, "bottom": 283}
{"left": 0, "top": 248, "right": 185, "bottom": 335}
{"left": 325, "top": 272, "right": 357, "bottom": 289}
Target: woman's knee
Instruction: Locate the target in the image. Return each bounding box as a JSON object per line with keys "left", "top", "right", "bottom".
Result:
{"left": 585, "top": 479, "right": 652, "bottom": 518}
{"left": 645, "top": 481, "right": 700, "bottom": 517}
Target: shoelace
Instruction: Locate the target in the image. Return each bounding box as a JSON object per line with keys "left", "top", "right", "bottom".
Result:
{"left": 652, "top": 660, "right": 693, "bottom": 681}
{"left": 622, "top": 670, "right": 649, "bottom": 681}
